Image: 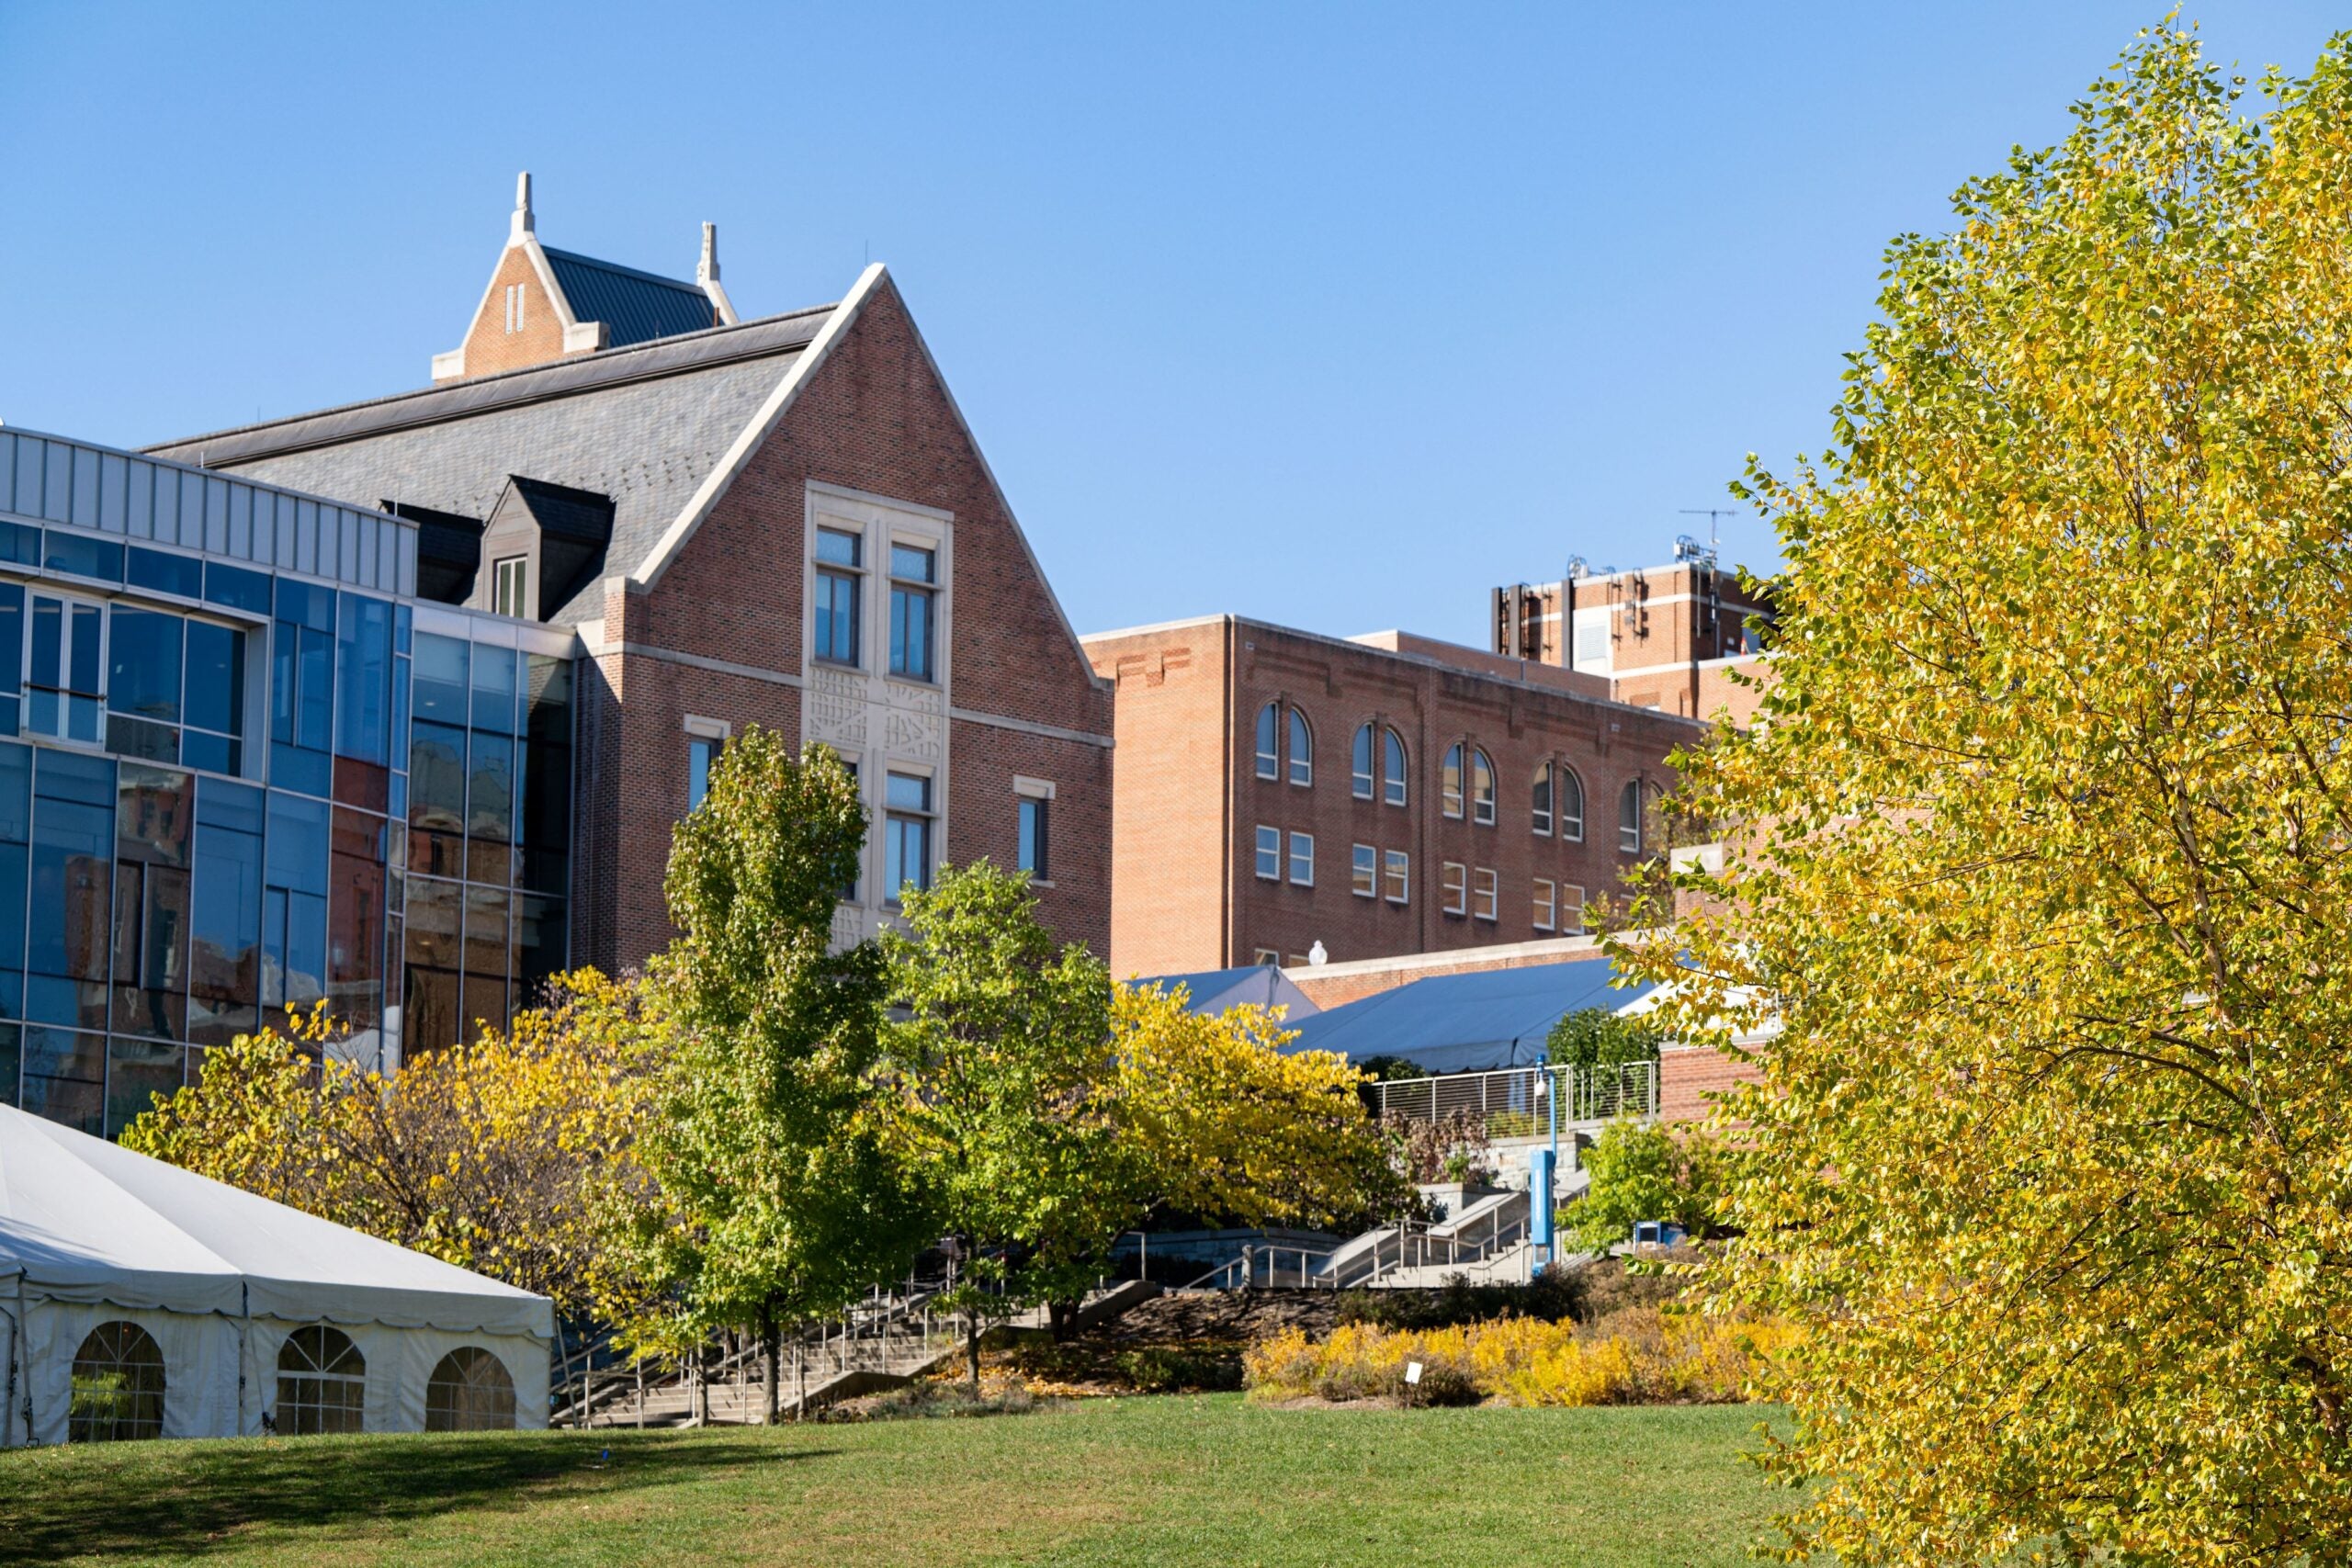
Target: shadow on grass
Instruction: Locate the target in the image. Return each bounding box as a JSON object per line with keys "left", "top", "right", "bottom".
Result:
{"left": 0, "top": 1428, "right": 831, "bottom": 1562}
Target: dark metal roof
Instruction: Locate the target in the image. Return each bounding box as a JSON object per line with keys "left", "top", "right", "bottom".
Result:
{"left": 383, "top": 499, "right": 484, "bottom": 570}
{"left": 543, "top": 247, "right": 718, "bottom": 347}
{"left": 504, "top": 475, "right": 615, "bottom": 546}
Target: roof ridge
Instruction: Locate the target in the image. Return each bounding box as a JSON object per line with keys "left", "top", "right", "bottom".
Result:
{"left": 146, "top": 303, "right": 838, "bottom": 457}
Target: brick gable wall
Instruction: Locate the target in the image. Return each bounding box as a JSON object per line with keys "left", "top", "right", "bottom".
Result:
{"left": 444, "top": 247, "right": 580, "bottom": 383}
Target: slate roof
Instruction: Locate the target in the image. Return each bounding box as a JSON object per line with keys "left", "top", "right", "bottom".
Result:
{"left": 543, "top": 247, "right": 720, "bottom": 346}
{"left": 147, "top": 306, "right": 836, "bottom": 626}
{"left": 1282, "top": 955, "right": 1655, "bottom": 1074}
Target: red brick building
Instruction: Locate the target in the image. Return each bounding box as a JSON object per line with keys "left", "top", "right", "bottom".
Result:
{"left": 1490, "top": 548, "right": 1774, "bottom": 727}
{"left": 1081, "top": 615, "right": 1702, "bottom": 978}
{"left": 153, "top": 175, "right": 1111, "bottom": 981}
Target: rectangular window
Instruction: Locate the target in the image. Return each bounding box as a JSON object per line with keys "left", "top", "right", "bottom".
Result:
{"left": 1473, "top": 867, "right": 1498, "bottom": 922}
{"left": 1018, "top": 795, "right": 1049, "bottom": 882}
{"left": 1254, "top": 824, "right": 1280, "bottom": 881}
{"left": 814, "top": 528, "right": 863, "bottom": 666}
{"left": 888, "top": 543, "right": 937, "bottom": 682}
{"left": 1252, "top": 948, "right": 1281, "bottom": 966}
{"left": 1288, "top": 831, "right": 1313, "bottom": 886}
{"left": 492, "top": 557, "right": 527, "bottom": 618}
{"left": 1533, "top": 877, "right": 1556, "bottom": 932}
{"left": 26, "top": 592, "right": 105, "bottom": 746}
{"left": 884, "top": 771, "right": 933, "bottom": 901}
{"left": 1442, "top": 861, "right": 1466, "bottom": 917}
{"left": 1562, "top": 883, "right": 1587, "bottom": 932}
{"left": 686, "top": 734, "right": 723, "bottom": 812}
{"left": 1351, "top": 843, "right": 1376, "bottom": 898}
{"left": 1384, "top": 849, "right": 1408, "bottom": 904}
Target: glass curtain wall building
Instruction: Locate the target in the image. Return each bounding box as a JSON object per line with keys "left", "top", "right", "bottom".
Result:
{"left": 0, "top": 430, "right": 572, "bottom": 1135}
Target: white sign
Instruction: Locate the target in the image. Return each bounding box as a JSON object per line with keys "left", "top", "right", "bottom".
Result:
{"left": 1404, "top": 1361, "right": 1424, "bottom": 1385}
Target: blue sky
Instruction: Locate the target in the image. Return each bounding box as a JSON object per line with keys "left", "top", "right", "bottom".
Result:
{"left": 0, "top": 4, "right": 2339, "bottom": 646}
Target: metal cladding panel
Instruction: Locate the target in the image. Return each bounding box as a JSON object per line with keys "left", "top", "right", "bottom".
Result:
{"left": 99, "top": 455, "right": 127, "bottom": 532}
{"left": 339, "top": 511, "right": 358, "bottom": 581}
{"left": 127, "top": 461, "right": 153, "bottom": 538}
{"left": 71, "top": 447, "right": 97, "bottom": 528}
{"left": 176, "top": 470, "right": 204, "bottom": 547}
{"left": 287, "top": 501, "right": 309, "bottom": 567}
{"left": 227, "top": 485, "right": 250, "bottom": 558}
{"left": 44, "top": 442, "right": 72, "bottom": 521}
{"left": 0, "top": 436, "right": 13, "bottom": 507}
{"left": 203, "top": 477, "right": 229, "bottom": 553}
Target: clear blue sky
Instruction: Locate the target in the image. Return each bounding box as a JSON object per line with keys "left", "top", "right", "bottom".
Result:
{"left": 0, "top": 4, "right": 2338, "bottom": 646}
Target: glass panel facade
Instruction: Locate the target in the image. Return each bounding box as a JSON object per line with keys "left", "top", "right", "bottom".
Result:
{"left": 0, "top": 513, "right": 574, "bottom": 1125}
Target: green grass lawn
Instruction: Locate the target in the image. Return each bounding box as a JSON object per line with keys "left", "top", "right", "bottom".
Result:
{"left": 0, "top": 1396, "right": 1787, "bottom": 1567}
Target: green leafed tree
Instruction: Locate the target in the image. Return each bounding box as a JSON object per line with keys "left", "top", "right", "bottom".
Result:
{"left": 614, "top": 726, "right": 924, "bottom": 1420}
{"left": 1561, "top": 1118, "right": 1727, "bottom": 1255}
{"left": 1633, "top": 23, "right": 2352, "bottom": 1565}
{"left": 876, "top": 862, "right": 1134, "bottom": 1385}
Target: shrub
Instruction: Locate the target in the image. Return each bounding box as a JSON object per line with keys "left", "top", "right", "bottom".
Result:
{"left": 1243, "top": 1308, "right": 1793, "bottom": 1407}
{"left": 1336, "top": 1269, "right": 1587, "bottom": 1332}
{"left": 1114, "top": 1347, "right": 1243, "bottom": 1393}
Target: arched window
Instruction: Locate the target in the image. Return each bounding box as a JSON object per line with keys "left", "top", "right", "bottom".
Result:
{"left": 1470, "top": 750, "right": 1496, "bottom": 826}
{"left": 1532, "top": 763, "right": 1554, "bottom": 837}
{"left": 1287, "top": 708, "right": 1313, "bottom": 787}
{"left": 1351, "top": 723, "right": 1375, "bottom": 799}
{"left": 425, "top": 1347, "right": 516, "bottom": 1433}
{"left": 1558, "top": 766, "right": 1586, "bottom": 842}
{"left": 1383, "top": 728, "right": 1408, "bottom": 808}
{"left": 1253, "top": 702, "right": 1280, "bottom": 781}
{"left": 69, "top": 1321, "right": 164, "bottom": 1442}
{"left": 277, "top": 1325, "right": 367, "bottom": 1436}
{"left": 1441, "top": 744, "right": 1464, "bottom": 818}
{"left": 1619, "top": 780, "right": 1645, "bottom": 854}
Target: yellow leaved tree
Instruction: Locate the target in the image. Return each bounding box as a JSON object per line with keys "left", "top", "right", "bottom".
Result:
{"left": 1632, "top": 23, "right": 2352, "bottom": 1566}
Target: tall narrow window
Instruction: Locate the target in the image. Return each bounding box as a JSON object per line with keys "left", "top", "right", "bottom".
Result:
{"left": 1351, "top": 723, "right": 1374, "bottom": 799}
{"left": 27, "top": 592, "right": 105, "bottom": 745}
{"left": 1287, "top": 709, "right": 1312, "bottom": 787}
{"left": 1442, "top": 861, "right": 1467, "bottom": 916}
{"left": 1383, "top": 728, "right": 1408, "bottom": 808}
{"left": 884, "top": 772, "right": 933, "bottom": 901}
{"left": 1532, "top": 763, "right": 1554, "bottom": 837}
{"left": 1473, "top": 866, "right": 1498, "bottom": 921}
{"left": 686, "top": 732, "right": 724, "bottom": 812}
{"left": 1442, "top": 745, "right": 1464, "bottom": 818}
{"left": 491, "top": 557, "right": 527, "bottom": 619}
{"left": 1562, "top": 883, "right": 1587, "bottom": 932}
{"left": 1384, "top": 849, "right": 1409, "bottom": 903}
{"left": 813, "top": 528, "right": 862, "bottom": 666}
{"left": 1288, "top": 831, "right": 1313, "bottom": 886}
{"left": 1471, "top": 750, "right": 1496, "bottom": 827}
{"left": 1559, "top": 766, "right": 1586, "bottom": 842}
{"left": 1533, "top": 877, "right": 1557, "bottom": 931}
{"left": 1254, "top": 703, "right": 1280, "bottom": 780}
{"left": 888, "top": 543, "right": 937, "bottom": 681}
{"left": 1351, "top": 843, "right": 1376, "bottom": 897}
{"left": 1254, "top": 824, "right": 1281, "bottom": 880}
{"left": 1018, "top": 795, "right": 1049, "bottom": 881}
{"left": 1619, "top": 780, "right": 1644, "bottom": 853}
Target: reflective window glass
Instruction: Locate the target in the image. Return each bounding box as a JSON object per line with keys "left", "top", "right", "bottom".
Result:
{"left": 470, "top": 644, "right": 516, "bottom": 735}
{"left": 107, "top": 609, "right": 181, "bottom": 725}
{"left": 412, "top": 634, "right": 469, "bottom": 725}
{"left": 127, "top": 547, "right": 201, "bottom": 599}
{"left": 334, "top": 595, "right": 391, "bottom": 764}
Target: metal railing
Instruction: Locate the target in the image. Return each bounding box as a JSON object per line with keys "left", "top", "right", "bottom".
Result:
{"left": 1367, "top": 1061, "right": 1657, "bottom": 1133}
{"left": 1177, "top": 1244, "right": 1339, "bottom": 1292}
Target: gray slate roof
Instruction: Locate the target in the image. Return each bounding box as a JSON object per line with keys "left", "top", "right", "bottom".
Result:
{"left": 147, "top": 306, "right": 836, "bottom": 626}
{"left": 544, "top": 247, "right": 719, "bottom": 346}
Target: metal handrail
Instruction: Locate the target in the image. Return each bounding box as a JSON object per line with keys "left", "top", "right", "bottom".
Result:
{"left": 1368, "top": 1061, "right": 1658, "bottom": 1130}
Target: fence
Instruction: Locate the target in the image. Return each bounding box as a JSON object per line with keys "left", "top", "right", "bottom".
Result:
{"left": 1366, "top": 1061, "right": 1657, "bottom": 1134}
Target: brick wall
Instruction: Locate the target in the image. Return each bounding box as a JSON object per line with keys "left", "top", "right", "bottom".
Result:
{"left": 586, "top": 277, "right": 1114, "bottom": 972}
{"left": 442, "top": 247, "right": 582, "bottom": 383}
{"left": 1085, "top": 617, "right": 1701, "bottom": 977}
{"left": 1658, "top": 1042, "right": 1763, "bottom": 1125}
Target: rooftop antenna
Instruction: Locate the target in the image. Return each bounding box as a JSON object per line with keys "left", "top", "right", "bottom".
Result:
{"left": 1678, "top": 508, "right": 1735, "bottom": 560}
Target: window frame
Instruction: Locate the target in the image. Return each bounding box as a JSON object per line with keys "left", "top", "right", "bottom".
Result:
{"left": 1287, "top": 708, "right": 1312, "bottom": 787}
{"left": 1383, "top": 848, "right": 1409, "bottom": 904}
{"left": 1441, "top": 861, "right": 1467, "bottom": 916}
{"left": 1558, "top": 765, "right": 1586, "bottom": 842}
{"left": 490, "top": 556, "right": 527, "bottom": 619}
{"left": 1016, "top": 789, "right": 1051, "bottom": 885}
{"left": 684, "top": 716, "right": 729, "bottom": 813}
{"left": 887, "top": 539, "right": 938, "bottom": 682}
{"left": 1619, "top": 780, "right": 1644, "bottom": 854}
{"left": 1532, "top": 761, "right": 1554, "bottom": 837}
{"left": 1470, "top": 749, "right": 1496, "bottom": 827}
{"left": 1351, "top": 842, "right": 1376, "bottom": 898}
{"left": 1562, "top": 882, "right": 1587, "bottom": 932}
{"left": 1351, "top": 722, "right": 1374, "bottom": 799}
{"left": 1254, "top": 702, "right": 1280, "bottom": 781}
{"left": 26, "top": 589, "right": 109, "bottom": 749}
{"left": 1472, "top": 866, "right": 1498, "bottom": 922}
{"left": 884, "top": 770, "right": 937, "bottom": 904}
{"left": 1441, "top": 743, "right": 1464, "bottom": 819}
{"left": 812, "top": 526, "right": 865, "bottom": 669}
{"left": 1254, "top": 823, "right": 1281, "bottom": 881}
{"left": 1533, "top": 876, "right": 1556, "bottom": 931}
{"left": 1288, "top": 830, "right": 1314, "bottom": 886}
{"left": 1382, "top": 728, "right": 1408, "bottom": 808}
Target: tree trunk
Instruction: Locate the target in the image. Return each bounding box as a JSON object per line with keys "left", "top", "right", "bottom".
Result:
{"left": 1048, "top": 1297, "right": 1080, "bottom": 1342}
{"left": 967, "top": 1310, "right": 982, "bottom": 1393}
{"left": 760, "top": 1304, "right": 781, "bottom": 1426}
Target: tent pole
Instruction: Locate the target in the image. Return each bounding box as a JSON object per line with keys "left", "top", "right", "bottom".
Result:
{"left": 12, "top": 1271, "right": 27, "bottom": 1447}
{"left": 238, "top": 1280, "right": 251, "bottom": 1437}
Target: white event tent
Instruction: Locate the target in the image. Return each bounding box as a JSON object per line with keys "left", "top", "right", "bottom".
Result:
{"left": 0, "top": 1103, "right": 553, "bottom": 1445}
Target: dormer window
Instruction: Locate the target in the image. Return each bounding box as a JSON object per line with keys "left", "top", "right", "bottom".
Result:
{"left": 492, "top": 557, "right": 527, "bottom": 618}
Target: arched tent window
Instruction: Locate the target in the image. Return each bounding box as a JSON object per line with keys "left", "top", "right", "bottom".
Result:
{"left": 1442, "top": 744, "right": 1464, "bottom": 818}
{"left": 69, "top": 1321, "right": 164, "bottom": 1442}
{"left": 1351, "top": 723, "right": 1375, "bottom": 799}
{"left": 1253, "top": 702, "right": 1280, "bottom": 780}
{"left": 1287, "top": 708, "right": 1313, "bottom": 787}
{"left": 425, "top": 1347, "right": 516, "bottom": 1433}
{"left": 1383, "top": 728, "right": 1408, "bottom": 807}
{"left": 277, "top": 1325, "right": 367, "bottom": 1435}
{"left": 1532, "top": 763, "right": 1554, "bottom": 837}
{"left": 1558, "top": 766, "right": 1586, "bottom": 842}
{"left": 1619, "top": 780, "right": 1645, "bottom": 853}
{"left": 1470, "top": 750, "right": 1496, "bottom": 826}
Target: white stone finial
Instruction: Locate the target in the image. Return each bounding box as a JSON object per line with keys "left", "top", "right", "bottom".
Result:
{"left": 1307, "top": 940, "right": 1329, "bottom": 967}
{"left": 697, "top": 221, "right": 719, "bottom": 284}
{"left": 511, "top": 172, "right": 535, "bottom": 243}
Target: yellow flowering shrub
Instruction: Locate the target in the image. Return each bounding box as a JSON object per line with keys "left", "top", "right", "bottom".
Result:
{"left": 1243, "top": 1307, "right": 1794, "bottom": 1407}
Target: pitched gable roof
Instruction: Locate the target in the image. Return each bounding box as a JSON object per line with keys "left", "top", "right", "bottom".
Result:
{"left": 542, "top": 247, "right": 720, "bottom": 347}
